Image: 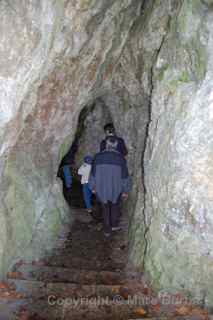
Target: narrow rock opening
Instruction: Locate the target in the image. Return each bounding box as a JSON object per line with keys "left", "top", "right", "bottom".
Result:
{"left": 58, "top": 96, "right": 132, "bottom": 219}
{"left": 74, "top": 98, "right": 113, "bottom": 168}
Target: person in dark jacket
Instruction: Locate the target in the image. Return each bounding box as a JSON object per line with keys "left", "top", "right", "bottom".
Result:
{"left": 89, "top": 137, "right": 131, "bottom": 237}
{"left": 100, "top": 123, "right": 128, "bottom": 156}
{"left": 57, "top": 141, "right": 78, "bottom": 206}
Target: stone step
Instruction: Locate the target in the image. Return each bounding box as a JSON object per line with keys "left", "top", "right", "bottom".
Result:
{"left": 0, "top": 299, "right": 31, "bottom": 320}
{"left": 0, "top": 296, "right": 208, "bottom": 320}
{"left": 52, "top": 301, "right": 150, "bottom": 320}
{"left": 10, "top": 264, "right": 143, "bottom": 285}
{"left": 0, "top": 298, "right": 150, "bottom": 320}
{"left": 128, "top": 318, "right": 208, "bottom": 320}
{"left": 13, "top": 298, "right": 206, "bottom": 320}
{"left": 63, "top": 313, "right": 204, "bottom": 320}
{"left": 8, "top": 279, "right": 143, "bottom": 299}
{"left": 46, "top": 255, "right": 126, "bottom": 271}
{"left": 72, "top": 210, "right": 93, "bottom": 223}
{"left": 72, "top": 208, "right": 129, "bottom": 226}
{"left": 0, "top": 298, "right": 63, "bottom": 320}
{"left": 0, "top": 295, "right": 167, "bottom": 320}
{"left": 7, "top": 279, "right": 47, "bottom": 298}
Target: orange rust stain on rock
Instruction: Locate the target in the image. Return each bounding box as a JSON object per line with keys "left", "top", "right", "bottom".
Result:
{"left": 86, "top": 55, "right": 102, "bottom": 82}
{"left": 103, "top": 62, "right": 114, "bottom": 80}
{"left": 38, "top": 102, "right": 56, "bottom": 124}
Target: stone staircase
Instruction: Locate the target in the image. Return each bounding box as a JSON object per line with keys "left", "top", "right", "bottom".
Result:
{"left": 0, "top": 208, "right": 209, "bottom": 320}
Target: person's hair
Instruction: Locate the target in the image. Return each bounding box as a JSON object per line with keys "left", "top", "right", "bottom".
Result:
{"left": 104, "top": 123, "right": 115, "bottom": 135}
{"left": 105, "top": 137, "right": 118, "bottom": 151}
{"left": 84, "top": 155, "right": 93, "bottom": 164}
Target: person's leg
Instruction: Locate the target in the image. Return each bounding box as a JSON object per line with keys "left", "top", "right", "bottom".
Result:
{"left": 83, "top": 183, "right": 92, "bottom": 210}
{"left": 92, "top": 199, "right": 103, "bottom": 221}
{"left": 117, "top": 194, "right": 122, "bottom": 221}
{"left": 102, "top": 202, "right": 111, "bottom": 235}
{"left": 111, "top": 199, "right": 121, "bottom": 230}
{"left": 63, "top": 165, "right": 72, "bottom": 189}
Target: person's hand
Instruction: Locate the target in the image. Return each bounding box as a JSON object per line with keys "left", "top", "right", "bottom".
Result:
{"left": 121, "top": 193, "right": 128, "bottom": 200}
{"left": 92, "top": 189, "right": 96, "bottom": 194}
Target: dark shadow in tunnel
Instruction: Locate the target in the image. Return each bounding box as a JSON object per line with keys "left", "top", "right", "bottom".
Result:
{"left": 57, "top": 139, "right": 103, "bottom": 221}
{"left": 57, "top": 99, "right": 115, "bottom": 221}
{"left": 57, "top": 140, "right": 85, "bottom": 209}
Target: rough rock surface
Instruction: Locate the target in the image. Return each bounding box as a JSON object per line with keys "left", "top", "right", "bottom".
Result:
{"left": 130, "top": 0, "right": 213, "bottom": 308}
{"left": 74, "top": 98, "right": 112, "bottom": 167}
{"left": 1, "top": 0, "right": 213, "bottom": 310}
{"left": 0, "top": 0, "right": 142, "bottom": 277}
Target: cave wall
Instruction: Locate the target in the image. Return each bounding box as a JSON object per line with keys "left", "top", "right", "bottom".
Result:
{"left": 74, "top": 98, "right": 112, "bottom": 168}
{"left": 129, "top": 0, "right": 213, "bottom": 307}
{"left": 1, "top": 0, "right": 213, "bottom": 308}
{"left": 0, "top": 0, "right": 142, "bottom": 276}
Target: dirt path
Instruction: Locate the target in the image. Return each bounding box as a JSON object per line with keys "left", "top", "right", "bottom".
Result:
{"left": 0, "top": 208, "right": 209, "bottom": 319}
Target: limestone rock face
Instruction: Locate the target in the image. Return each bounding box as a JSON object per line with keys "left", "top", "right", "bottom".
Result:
{"left": 0, "top": 0, "right": 142, "bottom": 275}
{"left": 74, "top": 98, "right": 112, "bottom": 167}
{"left": 130, "top": 0, "right": 213, "bottom": 307}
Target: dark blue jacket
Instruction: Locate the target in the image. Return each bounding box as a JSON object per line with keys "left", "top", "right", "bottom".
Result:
{"left": 89, "top": 150, "right": 131, "bottom": 204}
{"left": 100, "top": 136, "right": 128, "bottom": 156}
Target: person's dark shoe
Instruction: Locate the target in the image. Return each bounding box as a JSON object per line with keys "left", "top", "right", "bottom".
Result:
{"left": 112, "top": 226, "right": 122, "bottom": 232}
{"left": 89, "top": 209, "right": 103, "bottom": 222}
{"left": 104, "top": 232, "right": 111, "bottom": 238}
{"left": 87, "top": 208, "right": 94, "bottom": 218}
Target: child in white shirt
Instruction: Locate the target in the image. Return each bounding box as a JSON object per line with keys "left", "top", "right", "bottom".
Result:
{"left": 78, "top": 155, "right": 93, "bottom": 213}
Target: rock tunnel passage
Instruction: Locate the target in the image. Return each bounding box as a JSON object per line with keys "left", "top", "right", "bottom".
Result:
{"left": 1, "top": 0, "right": 213, "bottom": 318}
{"left": 0, "top": 103, "right": 210, "bottom": 319}
{"left": 57, "top": 98, "right": 114, "bottom": 213}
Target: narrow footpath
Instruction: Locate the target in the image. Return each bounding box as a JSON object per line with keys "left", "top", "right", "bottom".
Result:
{"left": 0, "top": 208, "right": 209, "bottom": 320}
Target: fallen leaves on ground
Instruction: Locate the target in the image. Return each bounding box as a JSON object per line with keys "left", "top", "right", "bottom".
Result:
{"left": 190, "top": 307, "right": 209, "bottom": 320}
{"left": 151, "top": 302, "right": 161, "bottom": 314}
{"left": 142, "top": 287, "right": 150, "bottom": 295}
{"left": 0, "top": 280, "right": 24, "bottom": 299}
{"left": 175, "top": 305, "right": 208, "bottom": 319}
{"left": 7, "top": 271, "right": 24, "bottom": 279}
{"left": 134, "top": 307, "right": 147, "bottom": 316}
{"left": 0, "top": 290, "right": 24, "bottom": 299}
{"left": 0, "top": 281, "right": 11, "bottom": 290}
{"left": 111, "top": 286, "right": 120, "bottom": 294}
